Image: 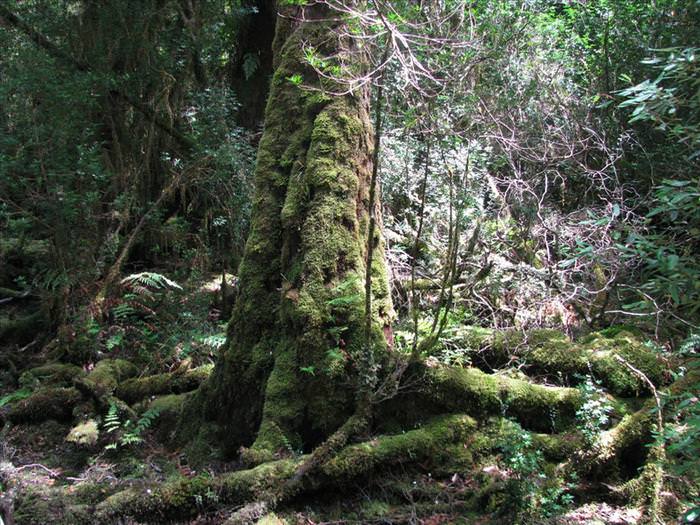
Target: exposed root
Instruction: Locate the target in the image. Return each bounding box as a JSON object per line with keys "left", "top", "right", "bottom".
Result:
{"left": 115, "top": 365, "right": 212, "bottom": 404}
{"left": 448, "top": 327, "right": 669, "bottom": 396}
{"left": 23, "top": 415, "right": 475, "bottom": 523}
{"left": 422, "top": 364, "right": 581, "bottom": 432}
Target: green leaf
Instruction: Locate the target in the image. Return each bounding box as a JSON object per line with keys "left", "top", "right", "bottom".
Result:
{"left": 286, "top": 74, "right": 303, "bottom": 86}
{"left": 0, "top": 388, "right": 32, "bottom": 408}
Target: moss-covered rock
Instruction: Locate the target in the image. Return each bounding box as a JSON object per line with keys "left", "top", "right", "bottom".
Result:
{"left": 0, "top": 387, "right": 82, "bottom": 424}
{"left": 66, "top": 419, "right": 99, "bottom": 446}
{"left": 143, "top": 392, "right": 192, "bottom": 443}
{"left": 19, "top": 363, "right": 85, "bottom": 389}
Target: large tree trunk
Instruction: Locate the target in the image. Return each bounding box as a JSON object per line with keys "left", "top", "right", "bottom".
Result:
{"left": 179, "top": 3, "right": 393, "bottom": 460}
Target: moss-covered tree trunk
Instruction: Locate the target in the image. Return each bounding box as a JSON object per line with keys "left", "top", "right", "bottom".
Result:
{"left": 181, "top": 4, "right": 393, "bottom": 460}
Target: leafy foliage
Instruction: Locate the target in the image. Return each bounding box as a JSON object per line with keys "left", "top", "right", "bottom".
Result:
{"left": 103, "top": 403, "right": 160, "bottom": 451}
{"left": 496, "top": 420, "right": 575, "bottom": 521}
{"left": 576, "top": 376, "right": 614, "bottom": 446}
{"left": 0, "top": 388, "right": 32, "bottom": 408}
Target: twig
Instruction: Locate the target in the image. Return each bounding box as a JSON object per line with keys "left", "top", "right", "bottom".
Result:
{"left": 15, "top": 463, "right": 60, "bottom": 478}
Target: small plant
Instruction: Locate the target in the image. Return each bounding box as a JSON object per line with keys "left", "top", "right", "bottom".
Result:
{"left": 497, "top": 420, "right": 574, "bottom": 522}
{"left": 286, "top": 74, "right": 303, "bottom": 86}
{"left": 103, "top": 403, "right": 160, "bottom": 451}
{"left": 326, "top": 276, "right": 362, "bottom": 308}
{"left": 299, "top": 365, "right": 316, "bottom": 376}
{"left": 0, "top": 388, "right": 32, "bottom": 408}
{"left": 193, "top": 487, "right": 219, "bottom": 509}
{"left": 656, "top": 332, "right": 700, "bottom": 521}
{"left": 199, "top": 333, "right": 227, "bottom": 350}
{"left": 120, "top": 272, "right": 183, "bottom": 295}
{"left": 576, "top": 376, "right": 613, "bottom": 446}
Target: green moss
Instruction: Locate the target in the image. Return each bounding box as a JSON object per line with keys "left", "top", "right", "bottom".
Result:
{"left": 69, "top": 482, "right": 119, "bottom": 506}
{"left": 255, "top": 514, "right": 287, "bottom": 525}
{"left": 78, "top": 359, "right": 138, "bottom": 398}
{"left": 448, "top": 327, "right": 667, "bottom": 396}
{"left": 322, "top": 415, "right": 476, "bottom": 478}
{"left": 12, "top": 485, "right": 94, "bottom": 524}
{"left": 19, "top": 363, "right": 85, "bottom": 388}
{"left": 115, "top": 365, "right": 212, "bottom": 404}
{"left": 95, "top": 415, "right": 483, "bottom": 522}
{"left": 1, "top": 386, "right": 82, "bottom": 423}
{"left": 424, "top": 366, "right": 580, "bottom": 432}
{"left": 181, "top": 7, "right": 393, "bottom": 458}
{"left": 66, "top": 419, "right": 99, "bottom": 446}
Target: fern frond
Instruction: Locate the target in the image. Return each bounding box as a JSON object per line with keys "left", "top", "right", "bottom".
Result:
{"left": 121, "top": 272, "right": 183, "bottom": 293}
{"left": 103, "top": 403, "right": 121, "bottom": 433}
{"left": 199, "top": 334, "right": 227, "bottom": 349}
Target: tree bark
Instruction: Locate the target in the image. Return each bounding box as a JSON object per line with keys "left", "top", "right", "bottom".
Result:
{"left": 179, "top": 3, "right": 393, "bottom": 460}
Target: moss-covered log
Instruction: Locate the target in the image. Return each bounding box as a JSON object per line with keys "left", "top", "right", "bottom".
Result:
{"left": 115, "top": 365, "right": 212, "bottom": 404}
{"left": 19, "top": 363, "right": 85, "bottom": 388}
{"left": 421, "top": 365, "right": 581, "bottom": 432}
{"left": 0, "top": 387, "right": 82, "bottom": 424}
{"left": 447, "top": 326, "right": 668, "bottom": 396}
{"left": 74, "top": 358, "right": 138, "bottom": 400}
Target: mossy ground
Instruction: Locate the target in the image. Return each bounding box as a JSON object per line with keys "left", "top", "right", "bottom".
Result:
{"left": 0, "top": 278, "right": 675, "bottom": 525}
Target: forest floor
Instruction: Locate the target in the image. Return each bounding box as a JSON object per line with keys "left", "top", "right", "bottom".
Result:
{"left": 0, "top": 275, "right": 679, "bottom": 524}
{"left": 1, "top": 422, "right": 645, "bottom": 524}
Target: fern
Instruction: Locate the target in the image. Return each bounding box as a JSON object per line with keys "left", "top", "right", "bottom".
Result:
{"left": 121, "top": 272, "right": 182, "bottom": 292}
{"left": 327, "top": 295, "right": 362, "bottom": 307}
{"left": 133, "top": 407, "right": 160, "bottom": 435}
{"left": 112, "top": 302, "right": 136, "bottom": 320}
{"left": 0, "top": 388, "right": 32, "bottom": 408}
{"left": 327, "top": 276, "right": 362, "bottom": 308}
{"left": 199, "top": 333, "right": 227, "bottom": 350}
{"left": 103, "top": 405, "right": 160, "bottom": 450}
{"left": 103, "top": 403, "right": 121, "bottom": 434}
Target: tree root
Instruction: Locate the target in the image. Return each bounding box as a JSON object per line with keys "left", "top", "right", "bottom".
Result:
{"left": 115, "top": 365, "right": 212, "bottom": 404}
{"left": 0, "top": 313, "right": 46, "bottom": 346}
{"left": 448, "top": 327, "right": 669, "bottom": 396}
{"left": 421, "top": 365, "right": 581, "bottom": 432}
{"left": 79, "top": 415, "right": 477, "bottom": 523}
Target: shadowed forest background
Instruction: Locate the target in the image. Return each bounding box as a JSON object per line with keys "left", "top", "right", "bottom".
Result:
{"left": 0, "top": 1, "right": 698, "bottom": 524}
